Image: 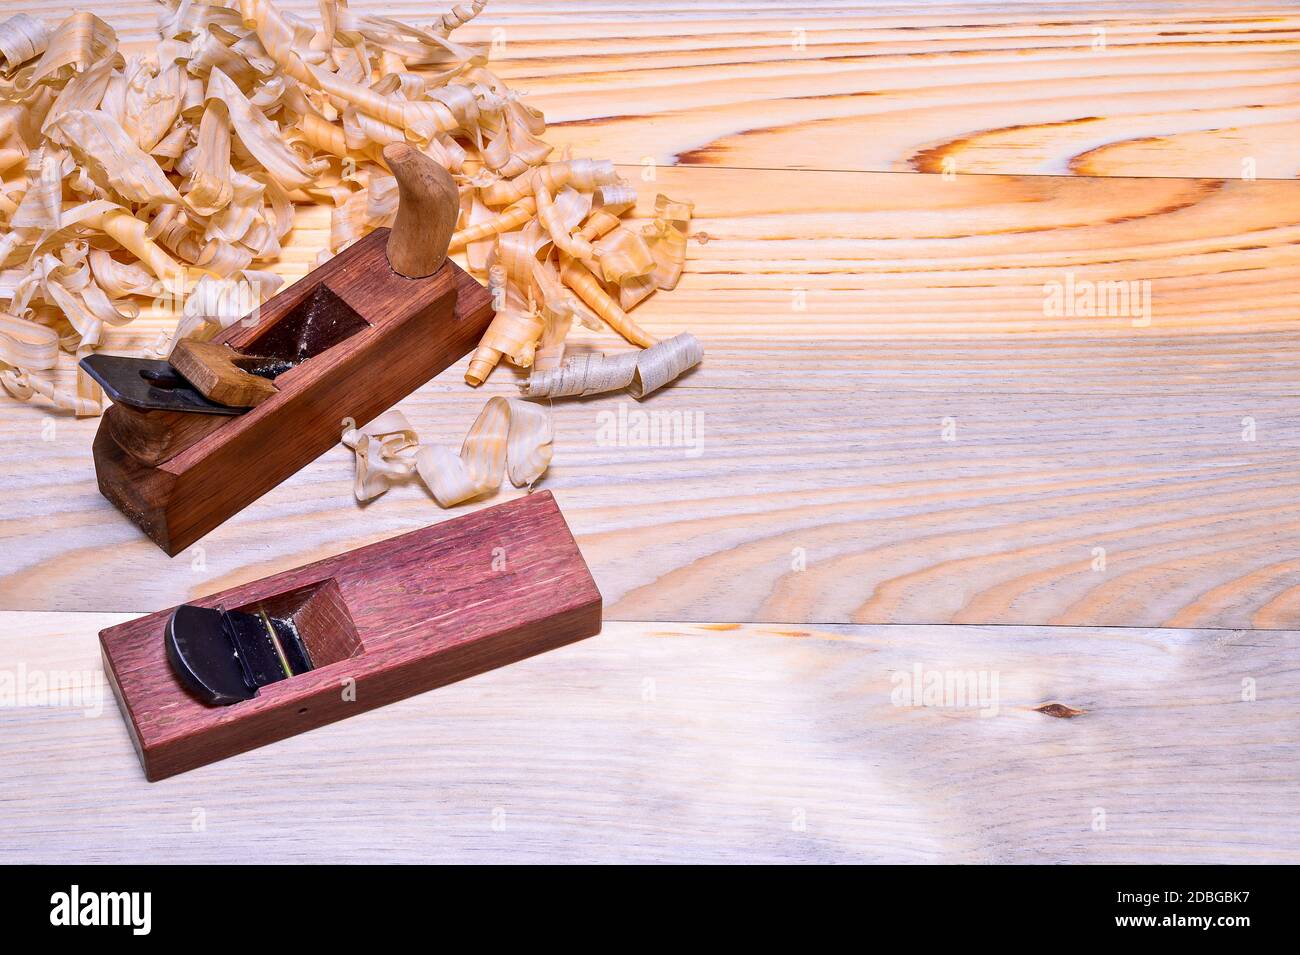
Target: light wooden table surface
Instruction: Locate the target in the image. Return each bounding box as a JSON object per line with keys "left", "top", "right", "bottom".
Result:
{"left": 2, "top": 0, "right": 1299, "bottom": 863}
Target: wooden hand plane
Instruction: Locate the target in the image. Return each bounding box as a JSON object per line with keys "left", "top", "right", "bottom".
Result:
{"left": 99, "top": 491, "right": 602, "bottom": 781}
{"left": 81, "top": 144, "right": 492, "bottom": 556}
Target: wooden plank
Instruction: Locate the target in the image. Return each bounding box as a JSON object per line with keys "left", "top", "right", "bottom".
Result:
{"left": 14, "top": 384, "right": 1300, "bottom": 629}
{"left": 14, "top": 166, "right": 1300, "bottom": 355}
{"left": 2, "top": 611, "right": 1295, "bottom": 863}
{"left": 8, "top": 1, "right": 1293, "bottom": 178}
{"left": 4, "top": 167, "right": 1300, "bottom": 628}
{"left": 12, "top": 163, "right": 1300, "bottom": 411}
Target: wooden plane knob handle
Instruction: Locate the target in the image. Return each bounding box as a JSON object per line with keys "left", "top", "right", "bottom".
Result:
{"left": 170, "top": 339, "right": 279, "bottom": 408}
{"left": 383, "top": 143, "right": 458, "bottom": 279}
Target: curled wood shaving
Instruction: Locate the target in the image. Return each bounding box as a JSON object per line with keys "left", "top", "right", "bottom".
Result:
{"left": 341, "top": 409, "right": 420, "bottom": 502}
{"left": 523, "top": 333, "right": 703, "bottom": 399}
{"left": 47, "top": 109, "right": 184, "bottom": 204}
{"left": 645, "top": 194, "right": 693, "bottom": 291}
{"left": 0, "top": 311, "right": 58, "bottom": 370}
{"left": 342, "top": 399, "right": 551, "bottom": 507}
{"left": 416, "top": 396, "right": 552, "bottom": 507}
{"left": 0, "top": 15, "right": 49, "bottom": 73}
{"left": 559, "top": 257, "right": 656, "bottom": 348}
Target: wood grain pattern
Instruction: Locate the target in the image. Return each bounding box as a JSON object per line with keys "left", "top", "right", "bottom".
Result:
{"left": 101, "top": 492, "right": 601, "bottom": 780}
{"left": 11, "top": 1, "right": 1293, "bottom": 179}
{"left": 3, "top": 611, "right": 1296, "bottom": 863}
{"left": 6, "top": 166, "right": 1300, "bottom": 631}
{"left": 92, "top": 230, "right": 494, "bottom": 555}
{"left": 511, "top": 2, "right": 1300, "bottom": 181}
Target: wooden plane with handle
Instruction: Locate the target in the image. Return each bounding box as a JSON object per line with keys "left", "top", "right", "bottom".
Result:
{"left": 81, "top": 144, "right": 492, "bottom": 556}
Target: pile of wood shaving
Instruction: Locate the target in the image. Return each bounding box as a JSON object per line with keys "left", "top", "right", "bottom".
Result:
{"left": 343, "top": 332, "right": 702, "bottom": 507}
{"left": 0, "top": 0, "right": 699, "bottom": 427}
